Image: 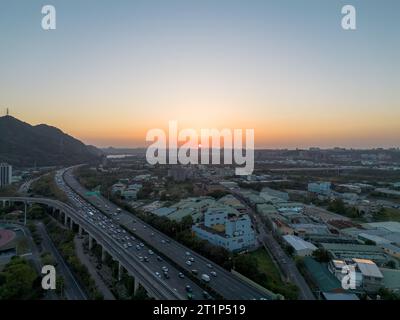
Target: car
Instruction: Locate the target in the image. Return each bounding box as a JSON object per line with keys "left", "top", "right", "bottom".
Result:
{"left": 163, "top": 272, "right": 170, "bottom": 279}
{"left": 210, "top": 271, "right": 217, "bottom": 277}
{"left": 189, "top": 257, "right": 195, "bottom": 262}
{"left": 185, "top": 260, "right": 192, "bottom": 266}
{"left": 151, "top": 233, "right": 155, "bottom": 236}
{"left": 138, "top": 256, "right": 144, "bottom": 261}
{"left": 144, "top": 256, "right": 149, "bottom": 262}
{"left": 156, "top": 256, "right": 163, "bottom": 262}
{"left": 162, "top": 266, "right": 169, "bottom": 272}
{"left": 206, "top": 263, "right": 213, "bottom": 269}
{"left": 201, "top": 274, "right": 210, "bottom": 282}
{"left": 161, "top": 240, "right": 166, "bottom": 244}
{"left": 191, "top": 269, "right": 198, "bottom": 275}
{"left": 185, "top": 251, "right": 191, "bottom": 256}
{"left": 140, "top": 242, "right": 144, "bottom": 247}
{"left": 148, "top": 250, "right": 154, "bottom": 255}
{"left": 178, "top": 272, "right": 185, "bottom": 279}
{"left": 187, "top": 293, "right": 193, "bottom": 300}
{"left": 202, "top": 291, "right": 212, "bottom": 300}
{"left": 185, "top": 285, "right": 192, "bottom": 293}
{"left": 155, "top": 272, "right": 161, "bottom": 278}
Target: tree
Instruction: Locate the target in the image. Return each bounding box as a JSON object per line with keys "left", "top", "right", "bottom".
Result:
{"left": 286, "top": 245, "right": 295, "bottom": 256}
{"left": 312, "top": 248, "right": 330, "bottom": 263}
{"left": 328, "top": 199, "right": 346, "bottom": 215}
{"left": 0, "top": 257, "right": 40, "bottom": 300}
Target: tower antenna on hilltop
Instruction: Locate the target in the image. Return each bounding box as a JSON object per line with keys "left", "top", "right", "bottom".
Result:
{"left": 6, "top": 108, "right": 9, "bottom": 116}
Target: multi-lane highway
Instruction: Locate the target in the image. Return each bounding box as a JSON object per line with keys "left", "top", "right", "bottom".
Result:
{"left": 53, "top": 170, "right": 206, "bottom": 300}
{"left": 1, "top": 195, "right": 202, "bottom": 300}
{"left": 62, "top": 166, "right": 274, "bottom": 300}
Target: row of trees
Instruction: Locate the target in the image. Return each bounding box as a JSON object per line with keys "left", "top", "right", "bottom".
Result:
{"left": 46, "top": 220, "right": 104, "bottom": 300}
{"left": 0, "top": 257, "right": 42, "bottom": 300}
{"left": 31, "top": 173, "right": 68, "bottom": 202}
{"left": 327, "top": 199, "right": 362, "bottom": 219}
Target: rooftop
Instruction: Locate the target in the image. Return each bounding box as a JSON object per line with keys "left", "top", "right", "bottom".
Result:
{"left": 353, "top": 258, "right": 383, "bottom": 279}
{"left": 283, "top": 235, "right": 317, "bottom": 251}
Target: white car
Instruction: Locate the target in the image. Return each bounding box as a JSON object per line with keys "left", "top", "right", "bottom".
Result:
{"left": 186, "top": 260, "right": 192, "bottom": 266}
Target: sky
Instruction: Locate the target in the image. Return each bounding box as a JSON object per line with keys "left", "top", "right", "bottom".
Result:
{"left": 0, "top": 0, "right": 399, "bottom": 149}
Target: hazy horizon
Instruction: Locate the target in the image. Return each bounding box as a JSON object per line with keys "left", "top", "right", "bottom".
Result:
{"left": 1, "top": 0, "right": 400, "bottom": 149}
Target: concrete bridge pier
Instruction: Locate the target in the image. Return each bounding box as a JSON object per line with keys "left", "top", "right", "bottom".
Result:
{"left": 101, "top": 247, "right": 107, "bottom": 262}
{"left": 78, "top": 225, "right": 83, "bottom": 236}
{"left": 23, "top": 201, "right": 27, "bottom": 226}
{"left": 134, "top": 278, "right": 140, "bottom": 295}
{"left": 118, "top": 262, "right": 123, "bottom": 281}
{"left": 88, "top": 235, "right": 94, "bottom": 250}
{"left": 70, "top": 217, "right": 74, "bottom": 230}
{"left": 64, "top": 213, "right": 68, "bottom": 227}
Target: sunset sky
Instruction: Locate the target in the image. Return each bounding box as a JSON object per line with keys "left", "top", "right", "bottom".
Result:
{"left": 1, "top": 0, "right": 399, "bottom": 148}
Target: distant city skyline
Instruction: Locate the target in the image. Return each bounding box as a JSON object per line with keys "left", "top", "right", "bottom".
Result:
{"left": 1, "top": 0, "right": 399, "bottom": 149}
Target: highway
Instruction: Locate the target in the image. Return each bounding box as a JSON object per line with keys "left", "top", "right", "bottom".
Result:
{"left": 0, "top": 196, "right": 202, "bottom": 300}
{"left": 35, "top": 221, "right": 88, "bottom": 300}
{"left": 62, "top": 166, "right": 274, "bottom": 300}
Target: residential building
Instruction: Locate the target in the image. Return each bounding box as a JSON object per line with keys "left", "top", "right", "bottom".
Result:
{"left": 260, "top": 187, "right": 289, "bottom": 201}
{"left": 0, "top": 163, "right": 12, "bottom": 188}
{"left": 353, "top": 258, "right": 384, "bottom": 293}
{"left": 192, "top": 208, "right": 256, "bottom": 252}
{"left": 308, "top": 181, "right": 331, "bottom": 195}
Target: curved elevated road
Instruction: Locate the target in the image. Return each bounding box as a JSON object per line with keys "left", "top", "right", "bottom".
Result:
{"left": 0, "top": 196, "right": 198, "bottom": 300}
{"left": 63, "top": 166, "right": 275, "bottom": 300}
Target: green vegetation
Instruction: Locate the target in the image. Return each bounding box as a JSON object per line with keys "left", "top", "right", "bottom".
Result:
{"left": 16, "top": 238, "right": 30, "bottom": 255}
{"left": 372, "top": 208, "right": 400, "bottom": 222}
{"left": 206, "top": 190, "right": 229, "bottom": 199}
{"left": 327, "top": 199, "right": 361, "bottom": 219}
{"left": 0, "top": 257, "right": 42, "bottom": 300}
{"left": 31, "top": 173, "right": 68, "bottom": 202}
{"left": 77, "top": 166, "right": 126, "bottom": 195}
{"left": 377, "top": 288, "right": 400, "bottom": 300}
{"left": 0, "top": 184, "right": 18, "bottom": 197}
{"left": 235, "top": 249, "right": 298, "bottom": 299}
{"left": 46, "top": 219, "right": 103, "bottom": 300}
{"left": 312, "top": 248, "right": 330, "bottom": 263}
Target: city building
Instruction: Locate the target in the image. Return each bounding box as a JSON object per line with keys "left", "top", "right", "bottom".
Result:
{"left": 260, "top": 187, "right": 289, "bottom": 201}
{"left": 192, "top": 208, "right": 256, "bottom": 252}
{"left": 282, "top": 235, "right": 317, "bottom": 256}
{"left": 308, "top": 181, "right": 331, "bottom": 196}
{"left": 0, "top": 163, "right": 12, "bottom": 188}
{"left": 320, "top": 243, "right": 389, "bottom": 266}
{"left": 353, "top": 258, "right": 384, "bottom": 293}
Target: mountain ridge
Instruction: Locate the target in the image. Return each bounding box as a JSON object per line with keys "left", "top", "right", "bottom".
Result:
{"left": 0, "top": 115, "right": 103, "bottom": 167}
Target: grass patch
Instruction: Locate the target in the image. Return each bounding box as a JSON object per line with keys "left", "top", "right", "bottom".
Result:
{"left": 236, "top": 248, "right": 299, "bottom": 299}
{"left": 373, "top": 208, "right": 400, "bottom": 222}
{"left": 249, "top": 249, "right": 282, "bottom": 283}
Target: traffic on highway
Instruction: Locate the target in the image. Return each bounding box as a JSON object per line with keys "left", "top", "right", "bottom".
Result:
{"left": 55, "top": 169, "right": 209, "bottom": 300}
{"left": 60, "top": 166, "right": 273, "bottom": 300}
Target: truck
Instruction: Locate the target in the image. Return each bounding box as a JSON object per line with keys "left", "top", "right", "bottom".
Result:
{"left": 201, "top": 274, "right": 210, "bottom": 283}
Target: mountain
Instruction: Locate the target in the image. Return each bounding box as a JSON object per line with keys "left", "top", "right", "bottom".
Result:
{"left": 0, "top": 115, "right": 103, "bottom": 167}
